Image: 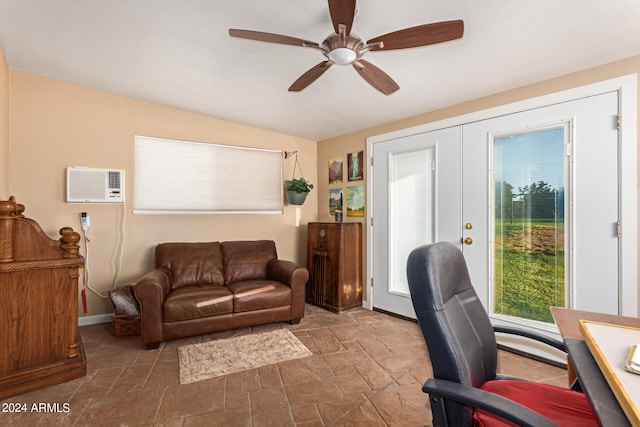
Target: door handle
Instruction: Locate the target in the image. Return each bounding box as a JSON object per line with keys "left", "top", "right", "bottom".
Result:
{"left": 463, "top": 237, "right": 473, "bottom": 245}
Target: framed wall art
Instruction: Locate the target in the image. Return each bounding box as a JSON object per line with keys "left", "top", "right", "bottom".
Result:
{"left": 328, "top": 155, "right": 343, "bottom": 184}
{"left": 347, "top": 151, "right": 364, "bottom": 181}
{"left": 346, "top": 185, "right": 365, "bottom": 217}
{"left": 329, "top": 188, "right": 343, "bottom": 215}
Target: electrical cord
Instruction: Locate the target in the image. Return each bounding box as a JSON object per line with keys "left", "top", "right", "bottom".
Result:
{"left": 81, "top": 202, "right": 128, "bottom": 299}
{"left": 112, "top": 202, "right": 127, "bottom": 289}
{"left": 82, "top": 228, "right": 108, "bottom": 298}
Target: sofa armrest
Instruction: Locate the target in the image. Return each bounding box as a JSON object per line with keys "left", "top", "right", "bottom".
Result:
{"left": 133, "top": 268, "right": 172, "bottom": 347}
{"left": 268, "top": 259, "right": 309, "bottom": 320}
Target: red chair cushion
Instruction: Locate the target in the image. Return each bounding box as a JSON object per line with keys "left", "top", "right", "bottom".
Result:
{"left": 474, "top": 379, "right": 598, "bottom": 427}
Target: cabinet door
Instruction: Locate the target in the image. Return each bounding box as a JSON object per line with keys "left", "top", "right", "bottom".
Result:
{"left": 0, "top": 267, "right": 79, "bottom": 374}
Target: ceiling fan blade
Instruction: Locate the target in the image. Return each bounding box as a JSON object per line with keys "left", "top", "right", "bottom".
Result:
{"left": 229, "top": 29, "right": 317, "bottom": 47}
{"left": 367, "top": 20, "right": 464, "bottom": 51}
{"left": 328, "top": 0, "right": 356, "bottom": 35}
{"left": 353, "top": 59, "right": 399, "bottom": 95}
{"left": 288, "top": 61, "right": 333, "bottom": 92}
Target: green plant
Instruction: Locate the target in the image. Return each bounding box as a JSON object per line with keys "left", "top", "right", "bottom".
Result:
{"left": 285, "top": 177, "right": 314, "bottom": 193}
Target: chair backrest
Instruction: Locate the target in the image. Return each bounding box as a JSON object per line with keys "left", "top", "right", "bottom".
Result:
{"left": 407, "top": 242, "right": 498, "bottom": 426}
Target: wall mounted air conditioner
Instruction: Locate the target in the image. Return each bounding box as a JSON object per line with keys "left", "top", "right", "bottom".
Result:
{"left": 66, "top": 167, "right": 124, "bottom": 203}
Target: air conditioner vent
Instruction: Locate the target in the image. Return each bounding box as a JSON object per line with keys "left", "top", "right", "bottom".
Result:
{"left": 67, "top": 167, "right": 125, "bottom": 203}
{"left": 108, "top": 171, "right": 121, "bottom": 189}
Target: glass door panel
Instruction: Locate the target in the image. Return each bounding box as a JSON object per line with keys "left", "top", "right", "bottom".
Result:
{"left": 493, "top": 126, "right": 568, "bottom": 324}
{"left": 388, "top": 148, "right": 435, "bottom": 296}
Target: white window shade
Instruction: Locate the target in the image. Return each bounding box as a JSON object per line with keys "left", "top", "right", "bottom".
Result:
{"left": 134, "top": 135, "right": 283, "bottom": 214}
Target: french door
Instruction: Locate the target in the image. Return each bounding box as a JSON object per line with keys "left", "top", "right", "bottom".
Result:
{"left": 370, "top": 87, "right": 632, "bottom": 330}
{"left": 463, "top": 91, "right": 619, "bottom": 330}
{"left": 371, "top": 127, "right": 461, "bottom": 317}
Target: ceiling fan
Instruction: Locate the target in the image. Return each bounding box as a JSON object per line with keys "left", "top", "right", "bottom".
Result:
{"left": 229, "top": 0, "right": 464, "bottom": 95}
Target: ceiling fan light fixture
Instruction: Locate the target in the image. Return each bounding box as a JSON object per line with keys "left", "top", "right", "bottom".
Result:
{"left": 229, "top": 2, "right": 464, "bottom": 93}
{"left": 328, "top": 47, "right": 357, "bottom": 65}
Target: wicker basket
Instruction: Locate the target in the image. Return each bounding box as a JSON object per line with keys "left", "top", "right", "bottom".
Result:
{"left": 112, "top": 314, "right": 141, "bottom": 336}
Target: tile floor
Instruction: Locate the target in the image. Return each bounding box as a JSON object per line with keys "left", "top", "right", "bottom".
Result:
{"left": 1, "top": 304, "right": 569, "bottom": 426}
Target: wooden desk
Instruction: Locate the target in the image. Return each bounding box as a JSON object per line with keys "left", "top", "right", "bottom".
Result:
{"left": 552, "top": 308, "right": 640, "bottom": 383}
{"left": 551, "top": 307, "right": 640, "bottom": 340}
{"left": 551, "top": 307, "right": 640, "bottom": 427}
{"left": 565, "top": 339, "right": 631, "bottom": 427}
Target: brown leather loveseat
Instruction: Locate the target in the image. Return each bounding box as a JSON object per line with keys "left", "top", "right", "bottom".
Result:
{"left": 133, "top": 240, "right": 308, "bottom": 349}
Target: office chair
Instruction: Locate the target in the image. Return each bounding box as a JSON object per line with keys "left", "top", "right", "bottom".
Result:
{"left": 406, "top": 242, "right": 597, "bottom": 427}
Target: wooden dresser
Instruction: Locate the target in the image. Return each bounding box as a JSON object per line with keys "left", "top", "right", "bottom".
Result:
{"left": 0, "top": 196, "right": 86, "bottom": 399}
{"left": 306, "top": 222, "right": 362, "bottom": 313}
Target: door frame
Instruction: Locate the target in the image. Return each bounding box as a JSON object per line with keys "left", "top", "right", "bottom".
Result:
{"left": 365, "top": 74, "right": 638, "bottom": 317}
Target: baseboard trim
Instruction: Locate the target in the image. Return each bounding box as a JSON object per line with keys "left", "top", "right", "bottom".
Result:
{"left": 78, "top": 313, "right": 114, "bottom": 326}
{"left": 372, "top": 307, "right": 417, "bottom": 323}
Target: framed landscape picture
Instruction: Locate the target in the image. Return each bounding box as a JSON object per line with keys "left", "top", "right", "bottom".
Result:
{"left": 328, "top": 155, "right": 343, "bottom": 184}
{"left": 347, "top": 151, "right": 364, "bottom": 181}
{"left": 346, "top": 185, "right": 365, "bottom": 217}
{"left": 329, "top": 188, "right": 343, "bottom": 215}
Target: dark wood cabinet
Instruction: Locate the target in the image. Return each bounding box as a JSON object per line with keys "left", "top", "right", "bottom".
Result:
{"left": 306, "top": 222, "right": 362, "bottom": 313}
{"left": 0, "top": 197, "right": 86, "bottom": 399}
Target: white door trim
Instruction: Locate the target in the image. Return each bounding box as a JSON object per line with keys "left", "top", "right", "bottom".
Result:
{"left": 365, "top": 74, "right": 637, "bottom": 316}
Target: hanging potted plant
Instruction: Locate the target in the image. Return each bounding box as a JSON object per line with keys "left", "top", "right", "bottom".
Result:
{"left": 285, "top": 177, "right": 314, "bottom": 205}
{"left": 283, "top": 151, "right": 313, "bottom": 205}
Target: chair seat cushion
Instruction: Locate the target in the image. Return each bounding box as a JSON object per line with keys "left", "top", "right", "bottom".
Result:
{"left": 226, "top": 280, "right": 291, "bottom": 313}
{"left": 163, "top": 285, "right": 233, "bottom": 321}
{"left": 474, "top": 379, "right": 597, "bottom": 427}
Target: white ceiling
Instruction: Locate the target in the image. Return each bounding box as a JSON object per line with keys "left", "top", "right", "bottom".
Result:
{"left": 2, "top": 0, "right": 640, "bottom": 141}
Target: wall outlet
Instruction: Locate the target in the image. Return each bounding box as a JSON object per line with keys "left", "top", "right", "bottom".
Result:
{"left": 81, "top": 212, "right": 90, "bottom": 230}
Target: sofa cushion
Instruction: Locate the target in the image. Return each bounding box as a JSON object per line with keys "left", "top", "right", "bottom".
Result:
{"left": 226, "top": 280, "right": 291, "bottom": 313}
{"left": 221, "top": 240, "right": 277, "bottom": 284}
{"left": 163, "top": 285, "right": 233, "bottom": 322}
{"left": 155, "top": 242, "right": 225, "bottom": 290}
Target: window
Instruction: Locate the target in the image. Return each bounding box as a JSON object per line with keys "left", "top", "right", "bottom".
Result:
{"left": 133, "top": 135, "right": 283, "bottom": 214}
{"left": 493, "top": 126, "right": 568, "bottom": 324}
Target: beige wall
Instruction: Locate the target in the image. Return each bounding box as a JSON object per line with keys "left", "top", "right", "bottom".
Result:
{"left": 8, "top": 70, "right": 317, "bottom": 317}
{"left": 317, "top": 55, "right": 640, "bottom": 303}
{"left": 6, "top": 54, "right": 640, "bottom": 316}
{"left": 0, "top": 44, "right": 8, "bottom": 195}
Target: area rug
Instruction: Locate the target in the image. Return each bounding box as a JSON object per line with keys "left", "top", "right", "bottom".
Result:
{"left": 178, "top": 329, "right": 312, "bottom": 385}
